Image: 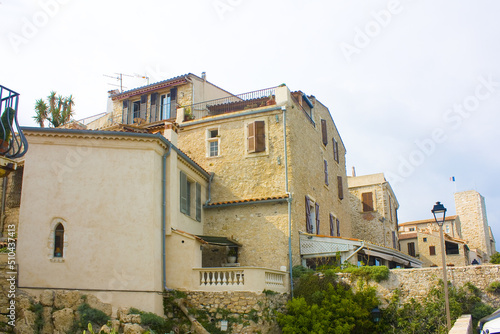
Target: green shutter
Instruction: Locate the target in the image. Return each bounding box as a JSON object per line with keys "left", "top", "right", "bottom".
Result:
{"left": 180, "top": 171, "right": 188, "bottom": 214}
{"left": 196, "top": 183, "right": 201, "bottom": 222}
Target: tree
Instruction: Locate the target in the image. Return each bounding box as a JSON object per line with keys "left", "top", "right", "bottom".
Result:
{"left": 490, "top": 252, "right": 500, "bottom": 264}
{"left": 33, "top": 91, "right": 75, "bottom": 128}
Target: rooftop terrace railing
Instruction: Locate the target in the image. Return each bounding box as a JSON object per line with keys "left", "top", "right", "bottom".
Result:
{"left": 185, "top": 86, "right": 278, "bottom": 120}
{"left": 0, "top": 86, "right": 28, "bottom": 159}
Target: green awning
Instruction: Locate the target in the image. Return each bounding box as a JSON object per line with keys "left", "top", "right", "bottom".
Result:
{"left": 196, "top": 235, "right": 242, "bottom": 247}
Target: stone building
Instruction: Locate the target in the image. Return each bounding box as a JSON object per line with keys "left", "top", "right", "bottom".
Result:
{"left": 347, "top": 173, "right": 399, "bottom": 249}
{"left": 455, "top": 190, "right": 495, "bottom": 261}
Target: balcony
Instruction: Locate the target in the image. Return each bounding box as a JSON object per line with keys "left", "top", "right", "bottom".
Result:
{"left": 185, "top": 87, "right": 278, "bottom": 120}
{"left": 0, "top": 86, "right": 28, "bottom": 176}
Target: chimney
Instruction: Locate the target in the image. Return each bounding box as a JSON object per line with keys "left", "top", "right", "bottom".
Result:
{"left": 352, "top": 166, "right": 356, "bottom": 177}
{"left": 164, "top": 122, "right": 178, "bottom": 146}
{"left": 201, "top": 72, "right": 206, "bottom": 81}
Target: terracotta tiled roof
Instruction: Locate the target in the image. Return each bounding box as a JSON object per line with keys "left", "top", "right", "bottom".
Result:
{"left": 399, "top": 232, "right": 417, "bottom": 240}
{"left": 399, "top": 215, "right": 457, "bottom": 226}
{"left": 111, "top": 74, "right": 190, "bottom": 100}
{"left": 205, "top": 195, "right": 289, "bottom": 207}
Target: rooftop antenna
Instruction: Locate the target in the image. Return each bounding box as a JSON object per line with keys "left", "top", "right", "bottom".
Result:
{"left": 103, "top": 73, "right": 139, "bottom": 92}
{"left": 134, "top": 74, "right": 150, "bottom": 85}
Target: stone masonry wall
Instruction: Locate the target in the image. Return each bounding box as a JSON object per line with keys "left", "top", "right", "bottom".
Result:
{"left": 0, "top": 166, "right": 23, "bottom": 237}
{"left": 455, "top": 190, "right": 491, "bottom": 258}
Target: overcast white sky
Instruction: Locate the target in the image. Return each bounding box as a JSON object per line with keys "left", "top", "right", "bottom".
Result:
{"left": 2, "top": 0, "right": 499, "bottom": 246}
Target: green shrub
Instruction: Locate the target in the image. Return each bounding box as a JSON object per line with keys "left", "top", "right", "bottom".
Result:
{"left": 487, "top": 281, "right": 500, "bottom": 294}
{"left": 291, "top": 265, "right": 313, "bottom": 279}
{"left": 342, "top": 265, "right": 390, "bottom": 282}
{"left": 74, "top": 303, "right": 110, "bottom": 332}
{"left": 140, "top": 311, "right": 172, "bottom": 333}
{"left": 490, "top": 253, "right": 500, "bottom": 264}
{"left": 29, "top": 303, "right": 44, "bottom": 334}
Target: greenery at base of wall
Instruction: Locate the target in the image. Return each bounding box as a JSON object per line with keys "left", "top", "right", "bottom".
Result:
{"left": 279, "top": 270, "right": 495, "bottom": 334}
{"left": 487, "top": 281, "right": 500, "bottom": 294}
{"left": 129, "top": 308, "right": 175, "bottom": 333}
{"left": 292, "top": 264, "right": 390, "bottom": 283}
{"left": 29, "top": 303, "right": 44, "bottom": 334}
{"left": 69, "top": 303, "right": 110, "bottom": 334}
{"left": 490, "top": 253, "right": 500, "bottom": 264}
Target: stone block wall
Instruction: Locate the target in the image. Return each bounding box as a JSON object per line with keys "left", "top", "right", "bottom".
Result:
{"left": 0, "top": 166, "right": 23, "bottom": 237}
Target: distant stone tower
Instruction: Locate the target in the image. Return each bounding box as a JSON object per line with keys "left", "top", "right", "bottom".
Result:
{"left": 454, "top": 190, "right": 493, "bottom": 261}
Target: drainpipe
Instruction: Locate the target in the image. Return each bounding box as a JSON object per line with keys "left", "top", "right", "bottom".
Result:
{"left": 282, "top": 106, "right": 294, "bottom": 297}
{"left": 204, "top": 172, "right": 215, "bottom": 206}
{"left": 344, "top": 242, "right": 365, "bottom": 263}
{"left": 162, "top": 143, "right": 172, "bottom": 291}
{"left": 0, "top": 177, "right": 6, "bottom": 237}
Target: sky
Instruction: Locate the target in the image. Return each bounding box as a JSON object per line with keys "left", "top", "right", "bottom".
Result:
{"left": 2, "top": 0, "right": 500, "bottom": 245}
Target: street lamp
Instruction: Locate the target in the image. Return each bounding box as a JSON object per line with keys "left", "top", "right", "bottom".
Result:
{"left": 371, "top": 306, "right": 381, "bottom": 323}
{"left": 432, "top": 201, "right": 451, "bottom": 331}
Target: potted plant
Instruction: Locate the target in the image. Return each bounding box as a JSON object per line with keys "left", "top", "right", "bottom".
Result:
{"left": 227, "top": 248, "right": 237, "bottom": 264}
{"left": 184, "top": 107, "right": 194, "bottom": 121}
{"left": 0, "top": 107, "right": 15, "bottom": 152}
{"left": 266, "top": 94, "right": 276, "bottom": 106}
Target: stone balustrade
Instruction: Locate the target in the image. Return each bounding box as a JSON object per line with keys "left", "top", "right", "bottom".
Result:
{"left": 193, "top": 267, "right": 288, "bottom": 293}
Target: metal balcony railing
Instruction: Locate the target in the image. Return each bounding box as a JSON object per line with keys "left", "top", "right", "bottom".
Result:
{"left": 0, "top": 86, "right": 28, "bottom": 159}
{"left": 185, "top": 87, "right": 278, "bottom": 120}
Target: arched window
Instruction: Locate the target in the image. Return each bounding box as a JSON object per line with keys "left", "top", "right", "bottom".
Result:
{"left": 54, "top": 223, "right": 64, "bottom": 257}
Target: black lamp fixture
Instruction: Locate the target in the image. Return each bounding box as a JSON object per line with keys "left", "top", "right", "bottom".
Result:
{"left": 431, "top": 201, "right": 447, "bottom": 227}
{"left": 371, "top": 306, "right": 381, "bottom": 323}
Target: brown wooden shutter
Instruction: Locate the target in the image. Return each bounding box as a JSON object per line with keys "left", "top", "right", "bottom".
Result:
{"left": 429, "top": 246, "right": 436, "bottom": 255}
{"left": 315, "top": 203, "right": 320, "bottom": 235}
{"left": 248, "top": 122, "right": 256, "bottom": 152}
{"left": 321, "top": 119, "right": 328, "bottom": 146}
{"left": 408, "top": 242, "right": 415, "bottom": 256}
{"left": 337, "top": 176, "right": 343, "bottom": 200}
{"left": 362, "top": 192, "right": 373, "bottom": 212}
{"left": 122, "top": 100, "right": 129, "bottom": 124}
{"left": 150, "top": 93, "right": 158, "bottom": 122}
{"left": 255, "top": 121, "right": 266, "bottom": 152}
{"left": 305, "top": 196, "right": 312, "bottom": 233}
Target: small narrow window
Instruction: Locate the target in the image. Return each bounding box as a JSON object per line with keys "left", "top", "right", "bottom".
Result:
{"left": 321, "top": 119, "right": 328, "bottom": 146}
{"left": 409, "top": 227, "right": 415, "bottom": 231}
{"left": 336, "top": 219, "right": 340, "bottom": 237}
{"left": 408, "top": 242, "right": 416, "bottom": 257}
{"left": 160, "top": 94, "right": 171, "bottom": 120}
{"left": 248, "top": 121, "right": 266, "bottom": 153}
{"left": 315, "top": 203, "right": 320, "bottom": 235}
{"left": 337, "top": 176, "right": 344, "bottom": 200}
{"left": 332, "top": 138, "right": 339, "bottom": 163}
{"left": 362, "top": 192, "right": 373, "bottom": 212}
{"left": 207, "top": 129, "right": 219, "bottom": 157}
{"left": 54, "top": 224, "right": 64, "bottom": 258}
{"left": 423, "top": 237, "right": 428, "bottom": 242}
{"left": 324, "top": 160, "right": 329, "bottom": 186}
{"left": 180, "top": 171, "right": 190, "bottom": 215}
{"left": 329, "top": 214, "right": 335, "bottom": 237}
{"left": 133, "top": 101, "right": 141, "bottom": 120}
{"left": 429, "top": 246, "right": 436, "bottom": 256}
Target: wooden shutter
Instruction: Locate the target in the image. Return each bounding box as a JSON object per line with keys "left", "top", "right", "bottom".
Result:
{"left": 180, "top": 171, "right": 188, "bottom": 214}
{"left": 333, "top": 138, "right": 339, "bottom": 163}
{"left": 329, "top": 214, "right": 334, "bottom": 237}
{"left": 429, "top": 246, "right": 436, "bottom": 256}
{"left": 248, "top": 122, "right": 256, "bottom": 152}
{"left": 305, "top": 196, "right": 312, "bottom": 233}
{"left": 150, "top": 93, "right": 158, "bottom": 123}
{"left": 315, "top": 203, "right": 320, "bottom": 235}
{"left": 122, "top": 100, "right": 129, "bottom": 124}
{"left": 336, "top": 219, "right": 340, "bottom": 237}
{"left": 362, "top": 192, "right": 373, "bottom": 212}
{"left": 321, "top": 119, "right": 328, "bottom": 146}
{"left": 139, "top": 95, "right": 147, "bottom": 120}
{"left": 337, "top": 176, "right": 343, "bottom": 200}
{"left": 392, "top": 231, "right": 397, "bottom": 249}
{"left": 324, "top": 160, "right": 329, "bottom": 186}
{"left": 196, "top": 183, "right": 201, "bottom": 222}
{"left": 408, "top": 242, "right": 415, "bottom": 257}
{"left": 255, "top": 121, "right": 266, "bottom": 152}
{"left": 170, "top": 88, "right": 177, "bottom": 119}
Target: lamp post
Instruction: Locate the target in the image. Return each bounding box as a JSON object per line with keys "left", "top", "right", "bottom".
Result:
{"left": 432, "top": 201, "right": 451, "bottom": 331}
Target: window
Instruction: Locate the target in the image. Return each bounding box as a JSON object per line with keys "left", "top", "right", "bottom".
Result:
{"left": 362, "top": 192, "right": 373, "bottom": 212}
{"left": 445, "top": 225, "right": 450, "bottom": 234}
{"left": 329, "top": 214, "right": 335, "bottom": 236}
{"left": 54, "top": 223, "right": 64, "bottom": 258}
{"left": 446, "top": 242, "right": 459, "bottom": 255}
{"left": 337, "top": 176, "right": 343, "bottom": 200}
{"left": 409, "top": 227, "right": 415, "bottom": 231}
{"left": 150, "top": 93, "right": 158, "bottom": 122}
{"left": 407, "top": 242, "right": 416, "bottom": 257}
{"left": 321, "top": 119, "right": 328, "bottom": 146}
{"left": 207, "top": 128, "right": 220, "bottom": 157}
{"left": 429, "top": 246, "right": 436, "bottom": 256}
{"left": 423, "top": 237, "right": 427, "bottom": 242}
{"left": 324, "top": 160, "right": 329, "bottom": 186}
{"left": 248, "top": 121, "right": 266, "bottom": 153}
{"left": 161, "top": 93, "right": 171, "bottom": 120}
{"left": 336, "top": 218, "right": 340, "bottom": 237}
{"left": 122, "top": 100, "right": 129, "bottom": 124}
{"left": 305, "top": 196, "right": 317, "bottom": 234}
{"left": 180, "top": 171, "right": 202, "bottom": 221}
{"left": 332, "top": 138, "right": 339, "bottom": 163}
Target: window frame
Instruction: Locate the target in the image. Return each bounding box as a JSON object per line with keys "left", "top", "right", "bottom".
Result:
{"left": 429, "top": 246, "right": 436, "bottom": 256}
{"left": 337, "top": 176, "right": 344, "bottom": 200}
{"left": 180, "top": 171, "right": 202, "bottom": 222}
{"left": 246, "top": 120, "right": 267, "bottom": 154}
{"left": 207, "top": 127, "right": 220, "bottom": 158}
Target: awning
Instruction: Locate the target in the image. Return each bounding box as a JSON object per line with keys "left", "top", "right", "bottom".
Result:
{"left": 363, "top": 249, "right": 410, "bottom": 266}
{"left": 196, "top": 235, "right": 242, "bottom": 247}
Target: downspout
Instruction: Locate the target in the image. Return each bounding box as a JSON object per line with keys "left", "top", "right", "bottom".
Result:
{"left": 344, "top": 242, "right": 365, "bottom": 263}
{"left": 204, "top": 172, "right": 215, "bottom": 206}
{"left": 162, "top": 143, "right": 172, "bottom": 291}
{"left": 282, "top": 106, "right": 294, "bottom": 297}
